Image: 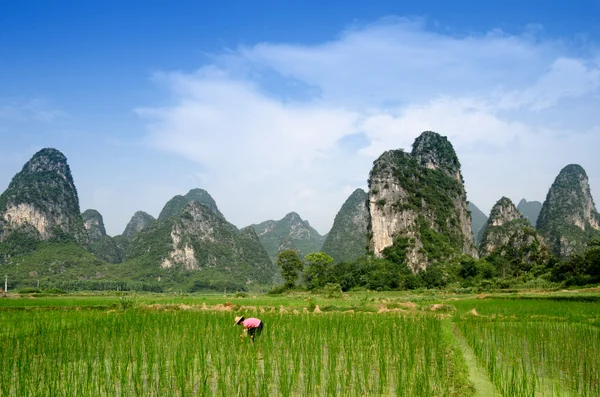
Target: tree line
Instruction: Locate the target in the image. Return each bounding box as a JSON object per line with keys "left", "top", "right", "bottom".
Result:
{"left": 275, "top": 239, "right": 600, "bottom": 292}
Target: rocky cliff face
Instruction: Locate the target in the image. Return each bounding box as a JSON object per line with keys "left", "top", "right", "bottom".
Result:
{"left": 468, "top": 202, "right": 488, "bottom": 246}
{"left": 82, "top": 209, "right": 106, "bottom": 241}
{"left": 81, "top": 209, "right": 124, "bottom": 264}
{"left": 517, "top": 199, "right": 542, "bottom": 226}
{"left": 367, "top": 131, "right": 477, "bottom": 272}
{"left": 129, "top": 201, "right": 274, "bottom": 284}
{"left": 322, "top": 189, "right": 369, "bottom": 262}
{"left": 0, "top": 148, "right": 85, "bottom": 242}
{"left": 537, "top": 164, "right": 600, "bottom": 257}
{"left": 479, "top": 197, "right": 548, "bottom": 263}
{"left": 251, "top": 212, "right": 326, "bottom": 262}
{"left": 122, "top": 211, "right": 155, "bottom": 240}
{"left": 158, "top": 188, "right": 224, "bottom": 221}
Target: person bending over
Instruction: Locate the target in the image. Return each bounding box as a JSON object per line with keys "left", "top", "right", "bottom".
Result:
{"left": 235, "top": 316, "right": 264, "bottom": 343}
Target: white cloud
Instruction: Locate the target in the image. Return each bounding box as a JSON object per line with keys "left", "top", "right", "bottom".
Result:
{"left": 359, "top": 97, "right": 529, "bottom": 157}
{"left": 138, "top": 18, "right": 600, "bottom": 232}
{"left": 497, "top": 57, "right": 600, "bottom": 111}
{"left": 0, "top": 98, "right": 67, "bottom": 123}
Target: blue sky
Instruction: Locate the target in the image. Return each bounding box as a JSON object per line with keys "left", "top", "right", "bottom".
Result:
{"left": 1, "top": 1, "right": 600, "bottom": 235}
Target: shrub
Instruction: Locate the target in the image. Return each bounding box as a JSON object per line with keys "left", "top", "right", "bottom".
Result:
{"left": 307, "top": 298, "right": 316, "bottom": 312}
{"left": 267, "top": 285, "right": 288, "bottom": 295}
{"left": 43, "top": 287, "right": 66, "bottom": 294}
{"left": 322, "top": 283, "right": 343, "bottom": 299}
{"left": 117, "top": 296, "right": 137, "bottom": 310}
{"left": 18, "top": 287, "right": 41, "bottom": 294}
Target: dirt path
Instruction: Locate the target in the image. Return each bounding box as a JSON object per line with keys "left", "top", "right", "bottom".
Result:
{"left": 451, "top": 324, "right": 499, "bottom": 397}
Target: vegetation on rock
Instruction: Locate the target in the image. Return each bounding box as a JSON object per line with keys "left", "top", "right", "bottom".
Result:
{"left": 158, "top": 188, "right": 224, "bottom": 220}
{"left": 472, "top": 197, "right": 548, "bottom": 280}
{"left": 127, "top": 201, "right": 274, "bottom": 287}
{"left": 82, "top": 209, "right": 124, "bottom": 263}
{"left": 368, "top": 131, "right": 476, "bottom": 273}
{"left": 251, "top": 212, "right": 325, "bottom": 263}
{"left": 0, "top": 148, "right": 86, "bottom": 242}
{"left": 537, "top": 164, "right": 600, "bottom": 257}
{"left": 122, "top": 211, "right": 155, "bottom": 240}
{"left": 321, "top": 188, "right": 369, "bottom": 262}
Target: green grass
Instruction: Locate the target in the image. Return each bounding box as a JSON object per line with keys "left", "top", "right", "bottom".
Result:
{"left": 451, "top": 296, "right": 600, "bottom": 326}
{"left": 0, "top": 289, "right": 442, "bottom": 310}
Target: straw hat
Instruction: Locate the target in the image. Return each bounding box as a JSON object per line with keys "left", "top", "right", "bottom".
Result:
{"left": 234, "top": 316, "right": 245, "bottom": 326}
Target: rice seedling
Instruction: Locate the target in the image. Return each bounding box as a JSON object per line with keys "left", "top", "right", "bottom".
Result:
{"left": 457, "top": 316, "right": 600, "bottom": 396}
{"left": 3, "top": 292, "right": 598, "bottom": 396}
{"left": 0, "top": 309, "right": 471, "bottom": 396}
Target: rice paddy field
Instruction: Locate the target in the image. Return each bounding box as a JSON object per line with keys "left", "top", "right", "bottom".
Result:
{"left": 0, "top": 290, "right": 599, "bottom": 396}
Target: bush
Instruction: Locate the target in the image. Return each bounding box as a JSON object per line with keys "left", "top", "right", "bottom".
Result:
{"left": 18, "top": 287, "right": 41, "bottom": 294}
{"left": 322, "top": 283, "right": 343, "bottom": 299}
{"left": 400, "top": 273, "right": 423, "bottom": 290}
{"left": 307, "top": 298, "right": 316, "bottom": 312}
{"left": 234, "top": 291, "right": 248, "bottom": 298}
{"left": 117, "top": 296, "right": 137, "bottom": 310}
{"left": 43, "top": 287, "right": 66, "bottom": 294}
{"left": 188, "top": 279, "right": 246, "bottom": 293}
{"left": 267, "top": 285, "right": 288, "bottom": 295}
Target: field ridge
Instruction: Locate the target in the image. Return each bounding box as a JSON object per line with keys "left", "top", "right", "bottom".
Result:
{"left": 452, "top": 323, "right": 498, "bottom": 397}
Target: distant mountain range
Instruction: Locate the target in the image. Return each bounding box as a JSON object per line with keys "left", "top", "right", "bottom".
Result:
{"left": 467, "top": 202, "right": 488, "bottom": 246}
{"left": 517, "top": 199, "right": 542, "bottom": 226}
{"left": 1, "top": 133, "right": 598, "bottom": 290}
{"left": 250, "top": 212, "right": 326, "bottom": 263}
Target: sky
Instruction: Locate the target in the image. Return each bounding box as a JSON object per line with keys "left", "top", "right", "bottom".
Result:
{"left": 1, "top": 0, "right": 599, "bottom": 236}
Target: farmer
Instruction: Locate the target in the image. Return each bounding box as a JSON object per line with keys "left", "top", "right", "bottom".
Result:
{"left": 235, "top": 316, "right": 264, "bottom": 343}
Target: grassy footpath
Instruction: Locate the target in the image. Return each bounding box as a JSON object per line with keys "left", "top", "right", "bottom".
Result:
{"left": 451, "top": 324, "right": 498, "bottom": 397}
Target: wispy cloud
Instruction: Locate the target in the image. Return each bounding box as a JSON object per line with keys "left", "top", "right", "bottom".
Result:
{"left": 138, "top": 17, "right": 600, "bottom": 231}
{"left": 0, "top": 98, "right": 67, "bottom": 123}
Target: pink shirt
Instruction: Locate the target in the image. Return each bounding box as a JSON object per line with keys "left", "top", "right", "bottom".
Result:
{"left": 242, "top": 318, "right": 261, "bottom": 329}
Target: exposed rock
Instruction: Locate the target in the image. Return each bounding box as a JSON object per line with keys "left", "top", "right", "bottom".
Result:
{"left": 251, "top": 212, "right": 325, "bottom": 263}
{"left": 122, "top": 211, "right": 155, "bottom": 240}
{"left": 82, "top": 209, "right": 124, "bottom": 264}
{"left": 82, "top": 209, "right": 107, "bottom": 241}
{"left": 517, "top": 199, "right": 543, "bottom": 226}
{"left": 412, "top": 131, "right": 462, "bottom": 181}
{"left": 367, "top": 131, "right": 477, "bottom": 272}
{"left": 537, "top": 164, "right": 600, "bottom": 257}
{"left": 322, "top": 188, "right": 370, "bottom": 262}
{"left": 0, "top": 148, "right": 85, "bottom": 242}
{"left": 468, "top": 202, "right": 488, "bottom": 246}
{"left": 128, "top": 201, "right": 274, "bottom": 284}
{"left": 158, "top": 188, "right": 224, "bottom": 220}
{"left": 479, "top": 197, "right": 548, "bottom": 264}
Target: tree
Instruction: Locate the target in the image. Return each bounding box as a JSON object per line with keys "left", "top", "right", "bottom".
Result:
{"left": 304, "top": 252, "right": 334, "bottom": 289}
{"left": 584, "top": 238, "right": 600, "bottom": 281}
{"left": 277, "top": 249, "right": 304, "bottom": 288}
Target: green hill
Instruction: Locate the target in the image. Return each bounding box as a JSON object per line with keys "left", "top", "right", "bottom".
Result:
{"left": 251, "top": 212, "right": 326, "bottom": 263}
{"left": 537, "top": 164, "right": 600, "bottom": 257}
{"left": 158, "top": 188, "right": 224, "bottom": 220}
{"left": 322, "top": 189, "right": 369, "bottom": 262}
